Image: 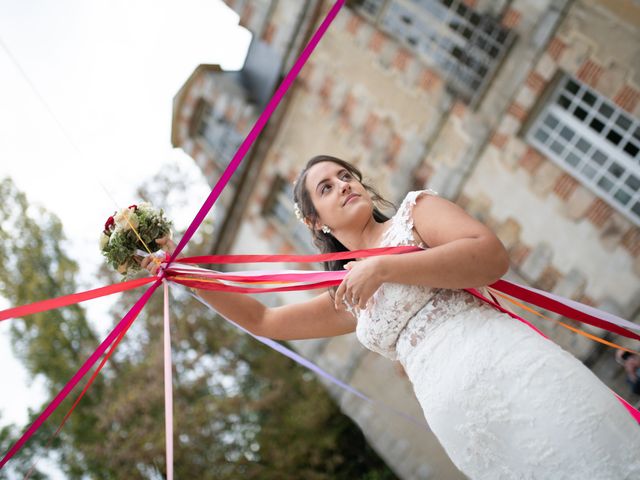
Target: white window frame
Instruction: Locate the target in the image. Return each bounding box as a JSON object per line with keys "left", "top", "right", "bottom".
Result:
{"left": 526, "top": 73, "right": 640, "bottom": 226}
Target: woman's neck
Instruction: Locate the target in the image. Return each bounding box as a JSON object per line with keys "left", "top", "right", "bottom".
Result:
{"left": 335, "top": 216, "right": 390, "bottom": 252}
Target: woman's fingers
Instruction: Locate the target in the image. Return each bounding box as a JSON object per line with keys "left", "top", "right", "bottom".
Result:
{"left": 157, "top": 236, "right": 177, "bottom": 254}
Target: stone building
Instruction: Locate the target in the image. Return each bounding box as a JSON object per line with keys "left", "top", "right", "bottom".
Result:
{"left": 171, "top": 0, "right": 640, "bottom": 477}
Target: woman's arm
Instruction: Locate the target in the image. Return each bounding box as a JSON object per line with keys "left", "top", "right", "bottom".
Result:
{"left": 197, "top": 289, "right": 356, "bottom": 340}
{"left": 379, "top": 193, "right": 509, "bottom": 286}
{"left": 143, "top": 238, "right": 355, "bottom": 340}
{"left": 336, "top": 193, "right": 509, "bottom": 310}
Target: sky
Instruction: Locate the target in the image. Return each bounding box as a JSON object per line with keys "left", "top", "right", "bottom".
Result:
{"left": 0, "top": 0, "right": 251, "bottom": 475}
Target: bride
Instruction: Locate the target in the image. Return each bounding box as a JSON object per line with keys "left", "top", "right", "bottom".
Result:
{"left": 144, "top": 155, "right": 640, "bottom": 478}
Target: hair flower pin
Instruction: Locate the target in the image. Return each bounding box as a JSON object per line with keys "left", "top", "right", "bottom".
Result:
{"left": 293, "top": 202, "right": 304, "bottom": 223}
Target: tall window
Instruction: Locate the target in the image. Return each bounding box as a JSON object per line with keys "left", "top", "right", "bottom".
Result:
{"left": 526, "top": 73, "right": 640, "bottom": 226}
{"left": 193, "top": 99, "right": 245, "bottom": 173}
{"left": 352, "top": 0, "right": 515, "bottom": 107}
{"left": 264, "top": 176, "right": 316, "bottom": 254}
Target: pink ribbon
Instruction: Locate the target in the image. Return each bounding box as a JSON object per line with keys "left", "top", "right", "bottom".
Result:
{"left": 163, "top": 281, "right": 174, "bottom": 480}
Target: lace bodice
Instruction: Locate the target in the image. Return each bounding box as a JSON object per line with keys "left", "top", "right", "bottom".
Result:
{"left": 354, "top": 189, "right": 452, "bottom": 360}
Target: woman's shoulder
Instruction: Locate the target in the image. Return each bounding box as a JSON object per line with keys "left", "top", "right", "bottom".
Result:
{"left": 395, "top": 189, "right": 440, "bottom": 218}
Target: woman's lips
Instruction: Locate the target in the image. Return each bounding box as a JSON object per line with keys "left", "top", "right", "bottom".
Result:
{"left": 343, "top": 194, "right": 360, "bottom": 206}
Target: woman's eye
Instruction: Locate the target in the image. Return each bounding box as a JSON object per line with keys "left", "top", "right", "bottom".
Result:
{"left": 322, "top": 184, "right": 331, "bottom": 194}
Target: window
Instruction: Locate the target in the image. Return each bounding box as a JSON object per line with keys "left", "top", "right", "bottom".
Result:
{"left": 354, "top": 0, "right": 515, "bottom": 107}
{"left": 264, "top": 176, "right": 316, "bottom": 254}
{"left": 526, "top": 74, "right": 640, "bottom": 225}
{"left": 194, "top": 99, "right": 245, "bottom": 175}
{"left": 351, "top": 0, "right": 388, "bottom": 20}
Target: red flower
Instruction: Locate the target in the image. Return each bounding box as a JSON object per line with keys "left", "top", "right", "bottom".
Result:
{"left": 129, "top": 204, "right": 138, "bottom": 211}
{"left": 104, "top": 216, "right": 115, "bottom": 233}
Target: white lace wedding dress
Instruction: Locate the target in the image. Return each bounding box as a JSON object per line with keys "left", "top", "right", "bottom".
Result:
{"left": 352, "top": 190, "right": 640, "bottom": 479}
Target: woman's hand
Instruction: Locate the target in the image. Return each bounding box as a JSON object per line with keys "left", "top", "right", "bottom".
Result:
{"left": 335, "top": 257, "right": 385, "bottom": 311}
{"left": 140, "top": 236, "right": 176, "bottom": 276}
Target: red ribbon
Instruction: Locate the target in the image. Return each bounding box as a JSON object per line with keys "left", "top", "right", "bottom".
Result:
{"left": 0, "top": 276, "right": 156, "bottom": 322}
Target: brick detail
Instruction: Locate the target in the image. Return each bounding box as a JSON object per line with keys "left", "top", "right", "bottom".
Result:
{"left": 362, "top": 112, "right": 379, "bottom": 146}
{"left": 418, "top": 68, "right": 440, "bottom": 92}
{"left": 392, "top": 48, "right": 411, "bottom": 72}
{"left": 346, "top": 14, "right": 362, "bottom": 35}
{"left": 299, "top": 63, "right": 314, "bottom": 84}
{"left": 577, "top": 294, "right": 596, "bottom": 307}
{"left": 262, "top": 23, "right": 275, "bottom": 43}
{"left": 501, "top": 8, "right": 522, "bottom": 29}
{"left": 190, "top": 142, "right": 201, "bottom": 159}
{"left": 613, "top": 85, "right": 640, "bottom": 114}
{"left": 451, "top": 100, "right": 466, "bottom": 118}
{"left": 518, "top": 146, "right": 544, "bottom": 174}
{"left": 368, "top": 31, "right": 386, "bottom": 54}
{"left": 507, "top": 101, "right": 528, "bottom": 122}
{"left": 536, "top": 265, "right": 562, "bottom": 292}
{"left": 490, "top": 132, "right": 508, "bottom": 149}
{"left": 239, "top": 3, "right": 253, "bottom": 28}
{"left": 510, "top": 243, "right": 531, "bottom": 267}
{"left": 576, "top": 59, "right": 604, "bottom": 88}
{"left": 339, "top": 92, "right": 356, "bottom": 122}
{"left": 319, "top": 75, "right": 334, "bottom": 100}
{"left": 387, "top": 133, "right": 404, "bottom": 166}
{"left": 621, "top": 227, "right": 640, "bottom": 257}
{"left": 553, "top": 173, "right": 578, "bottom": 200}
{"left": 585, "top": 198, "right": 613, "bottom": 228}
{"left": 525, "top": 71, "right": 547, "bottom": 95}
{"left": 413, "top": 163, "right": 434, "bottom": 188}
{"left": 547, "top": 37, "right": 566, "bottom": 62}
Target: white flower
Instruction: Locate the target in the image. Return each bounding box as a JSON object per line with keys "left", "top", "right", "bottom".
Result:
{"left": 293, "top": 202, "right": 303, "bottom": 221}
{"left": 114, "top": 207, "right": 139, "bottom": 231}
{"left": 99, "top": 233, "right": 110, "bottom": 250}
{"left": 137, "top": 202, "right": 153, "bottom": 212}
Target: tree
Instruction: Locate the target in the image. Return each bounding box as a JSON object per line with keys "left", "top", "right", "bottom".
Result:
{"left": 0, "top": 174, "right": 397, "bottom": 479}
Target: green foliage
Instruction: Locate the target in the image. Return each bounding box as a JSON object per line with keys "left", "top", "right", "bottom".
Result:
{"left": 0, "top": 174, "right": 397, "bottom": 479}
{"left": 100, "top": 203, "right": 172, "bottom": 276}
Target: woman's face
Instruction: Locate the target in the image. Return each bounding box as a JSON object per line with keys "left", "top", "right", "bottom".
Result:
{"left": 304, "top": 161, "right": 372, "bottom": 231}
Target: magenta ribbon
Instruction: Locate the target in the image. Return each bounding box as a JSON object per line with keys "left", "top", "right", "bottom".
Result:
{"left": 0, "top": 0, "right": 346, "bottom": 469}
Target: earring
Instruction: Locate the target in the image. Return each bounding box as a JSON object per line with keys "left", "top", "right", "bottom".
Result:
{"left": 321, "top": 225, "right": 331, "bottom": 234}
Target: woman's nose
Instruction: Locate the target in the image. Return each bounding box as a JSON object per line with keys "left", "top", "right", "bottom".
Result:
{"left": 339, "top": 179, "right": 351, "bottom": 194}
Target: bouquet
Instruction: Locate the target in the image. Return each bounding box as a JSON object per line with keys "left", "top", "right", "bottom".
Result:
{"left": 100, "top": 202, "right": 172, "bottom": 276}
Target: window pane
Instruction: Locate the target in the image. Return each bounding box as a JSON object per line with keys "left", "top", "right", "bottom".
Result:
{"left": 557, "top": 95, "right": 571, "bottom": 110}
{"left": 606, "top": 129, "right": 623, "bottom": 146}
{"left": 582, "top": 91, "right": 597, "bottom": 106}
{"left": 614, "top": 188, "right": 631, "bottom": 205}
{"left": 573, "top": 106, "right": 588, "bottom": 121}
{"left": 576, "top": 138, "right": 591, "bottom": 153}
{"left": 551, "top": 140, "right": 565, "bottom": 155}
{"left": 608, "top": 162, "right": 624, "bottom": 178}
{"left": 565, "top": 78, "right": 580, "bottom": 95}
{"left": 590, "top": 150, "right": 607, "bottom": 166}
{"left": 615, "top": 113, "right": 632, "bottom": 130}
{"left": 597, "top": 175, "right": 614, "bottom": 192}
{"left": 581, "top": 163, "right": 597, "bottom": 179}
{"left": 534, "top": 128, "right": 549, "bottom": 144}
{"left": 544, "top": 114, "right": 559, "bottom": 129}
{"left": 565, "top": 152, "right": 580, "bottom": 166}
{"left": 598, "top": 102, "right": 614, "bottom": 118}
{"left": 590, "top": 117, "right": 605, "bottom": 133}
{"left": 623, "top": 141, "right": 639, "bottom": 158}
{"left": 626, "top": 174, "right": 640, "bottom": 191}
{"left": 560, "top": 126, "right": 575, "bottom": 141}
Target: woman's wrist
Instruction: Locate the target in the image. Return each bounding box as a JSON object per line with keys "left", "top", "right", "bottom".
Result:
{"left": 375, "top": 255, "right": 391, "bottom": 283}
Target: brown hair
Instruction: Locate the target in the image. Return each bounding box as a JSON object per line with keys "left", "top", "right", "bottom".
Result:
{"left": 292, "top": 155, "right": 395, "bottom": 272}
